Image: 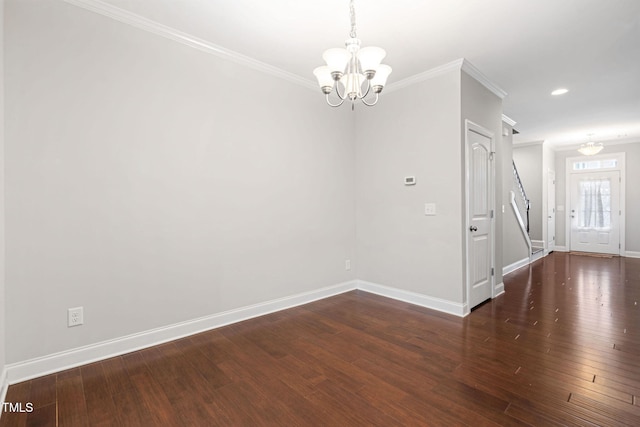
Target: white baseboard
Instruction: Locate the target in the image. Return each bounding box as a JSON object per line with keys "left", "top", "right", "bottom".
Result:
{"left": 0, "top": 367, "right": 8, "bottom": 414}
{"left": 357, "top": 280, "right": 466, "bottom": 317}
{"left": 503, "top": 257, "right": 530, "bottom": 275}
{"left": 554, "top": 246, "right": 568, "bottom": 252}
{"left": 531, "top": 250, "right": 545, "bottom": 262}
{"left": 625, "top": 251, "right": 640, "bottom": 258}
{"left": 494, "top": 282, "right": 505, "bottom": 297}
{"left": 5, "top": 278, "right": 492, "bottom": 383}
{"left": 7, "top": 281, "right": 358, "bottom": 384}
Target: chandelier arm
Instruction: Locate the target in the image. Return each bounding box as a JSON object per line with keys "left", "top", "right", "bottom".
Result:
{"left": 361, "top": 78, "right": 372, "bottom": 99}
{"left": 334, "top": 81, "right": 347, "bottom": 101}
{"left": 361, "top": 92, "right": 379, "bottom": 107}
{"left": 326, "top": 93, "right": 345, "bottom": 108}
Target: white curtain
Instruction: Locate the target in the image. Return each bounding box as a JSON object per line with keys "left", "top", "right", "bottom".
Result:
{"left": 579, "top": 178, "right": 611, "bottom": 229}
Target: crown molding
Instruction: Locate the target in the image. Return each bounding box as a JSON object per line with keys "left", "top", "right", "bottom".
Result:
{"left": 385, "top": 58, "right": 465, "bottom": 94}
{"left": 461, "top": 59, "right": 507, "bottom": 99}
{"left": 64, "top": 1, "right": 508, "bottom": 100}
{"left": 386, "top": 58, "right": 507, "bottom": 100}
{"left": 502, "top": 114, "right": 517, "bottom": 126}
{"left": 64, "top": 0, "right": 317, "bottom": 91}
{"left": 513, "top": 140, "right": 545, "bottom": 147}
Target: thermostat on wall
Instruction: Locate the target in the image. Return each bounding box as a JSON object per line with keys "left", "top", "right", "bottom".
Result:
{"left": 404, "top": 176, "right": 416, "bottom": 186}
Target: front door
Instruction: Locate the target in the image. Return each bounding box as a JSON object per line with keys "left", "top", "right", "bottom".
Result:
{"left": 466, "top": 123, "right": 493, "bottom": 310}
{"left": 569, "top": 171, "right": 620, "bottom": 254}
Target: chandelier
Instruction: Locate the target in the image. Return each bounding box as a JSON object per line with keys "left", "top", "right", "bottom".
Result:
{"left": 313, "top": 0, "right": 392, "bottom": 110}
{"left": 578, "top": 136, "right": 604, "bottom": 156}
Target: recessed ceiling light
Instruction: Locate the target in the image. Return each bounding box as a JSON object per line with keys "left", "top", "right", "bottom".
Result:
{"left": 551, "top": 88, "right": 569, "bottom": 96}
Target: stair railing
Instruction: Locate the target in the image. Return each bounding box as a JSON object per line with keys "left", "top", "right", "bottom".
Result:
{"left": 512, "top": 161, "right": 530, "bottom": 233}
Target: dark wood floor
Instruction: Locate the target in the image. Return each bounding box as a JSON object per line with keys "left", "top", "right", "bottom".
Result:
{"left": 2, "top": 252, "right": 640, "bottom": 426}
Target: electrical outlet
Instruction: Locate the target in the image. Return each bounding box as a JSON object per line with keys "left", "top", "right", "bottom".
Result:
{"left": 345, "top": 259, "right": 351, "bottom": 271}
{"left": 68, "top": 307, "right": 84, "bottom": 327}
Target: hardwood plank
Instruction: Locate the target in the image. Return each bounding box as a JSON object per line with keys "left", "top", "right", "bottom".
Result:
{"left": 111, "top": 387, "right": 157, "bottom": 427}
{"left": 0, "top": 381, "right": 31, "bottom": 427}
{"left": 505, "top": 402, "right": 589, "bottom": 427}
{"left": 1, "top": 252, "right": 639, "bottom": 425}
{"left": 80, "top": 362, "right": 119, "bottom": 426}
{"left": 27, "top": 374, "right": 56, "bottom": 410}
{"left": 128, "top": 371, "right": 181, "bottom": 426}
{"left": 56, "top": 368, "right": 90, "bottom": 427}
{"left": 569, "top": 392, "right": 640, "bottom": 425}
{"left": 100, "top": 356, "right": 135, "bottom": 395}
{"left": 25, "top": 403, "right": 56, "bottom": 427}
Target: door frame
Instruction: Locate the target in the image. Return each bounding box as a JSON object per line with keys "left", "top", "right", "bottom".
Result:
{"left": 564, "top": 152, "right": 626, "bottom": 255}
{"left": 546, "top": 170, "right": 556, "bottom": 254}
{"left": 464, "top": 120, "right": 495, "bottom": 314}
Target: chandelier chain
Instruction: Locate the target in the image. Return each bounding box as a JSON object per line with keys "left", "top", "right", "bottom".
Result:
{"left": 349, "top": 0, "right": 357, "bottom": 39}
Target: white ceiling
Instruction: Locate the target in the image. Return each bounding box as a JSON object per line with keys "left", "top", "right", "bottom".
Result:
{"left": 97, "top": 0, "right": 640, "bottom": 147}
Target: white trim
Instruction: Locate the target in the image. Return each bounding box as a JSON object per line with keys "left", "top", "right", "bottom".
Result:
{"left": 0, "top": 368, "right": 8, "bottom": 411}
{"left": 531, "top": 249, "right": 545, "bottom": 262}
{"left": 546, "top": 169, "right": 556, "bottom": 255}
{"left": 386, "top": 58, "right": 507, "bottom": 100}
{"left": 6, "top": 281, "right": 357, "bottom": 384}
{"left": 460, "top": 60, "right": 507, "bottom": 99}
{"left": 63, "top": 0, "right": 316, "bottom": 91}
{"left": 565, "top": 152, "right": 626, "bottom": 255}
{"left": 502, "top": 115, "right": 517, "bottom": 127}
{"left": 513, "top": 140, "right": 545, "bottom": 148}
{"left": 503, "top": 257, "right": 530, "bottom": 276}
{"left": 10, "top": 271, "right": 539, "bottom": 383}
{"left": 5, "top": 279, "right": 473, "bottom": 382}
{"left": 625, "top": 251, "right": 640, "bottom": 259}
{"left": 464, "top": 120, "right": 496, "bottom": 312}
{"left": 494, "top": 282, "right": 505, "bottom": 297}
{"left": 386, "top": 59, "right": 465, "bottom": 93}
{"left": 357, "top": 280, "right": 466, "bottom": 317}
{"left": 554, "top": 246, "right": 568, "bottom": 252}
{"left": 63, "top": 1, "right": 509, "bottom": 100}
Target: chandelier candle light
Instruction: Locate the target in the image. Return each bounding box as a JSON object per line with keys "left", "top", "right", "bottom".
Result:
{"left": 313, "top": 0, "right": 392, "bottom": 110}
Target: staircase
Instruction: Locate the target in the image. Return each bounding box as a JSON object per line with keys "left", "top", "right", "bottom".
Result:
{"left": 510, "top": 161, "right": 544, "bottom": 262}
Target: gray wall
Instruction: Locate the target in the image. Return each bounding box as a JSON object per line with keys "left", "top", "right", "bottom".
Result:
{"left": 0, "top": 0, "right": 6, "bottom": 383}
{"left": 5, "top": 0, "right": 356, "bottom": 363}
{"left": 461, "top": 72, "right": 504, "bottom": 291}
{"left": 501, "top": 124, "right": 529, "bottom": 268}
{"left": 354, "top": 68, "right": 502, "bottom": 307}
{"left": 355, "top": 70, "right": 464, "bottom": 303}
{"left": 513, "top": 143, "right": 543, "bottom": 240}
{"left": 554, "top": 141, "right": 640, "bottom": 252}
{"left": 4, "top": 1, "right": 509, "bottom": 366}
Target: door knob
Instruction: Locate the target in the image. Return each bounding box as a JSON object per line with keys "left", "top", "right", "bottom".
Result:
{"left": 469, "top": 226, "right": 478, "bottom": 232}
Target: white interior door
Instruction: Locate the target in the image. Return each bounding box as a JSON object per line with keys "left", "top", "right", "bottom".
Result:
{"left": 547, "top": 171, "right": 556, "bottom": 252}
{"left": 466, "top": 125, "right": 493, "bottom": 310}
{"left": 570, "top": 171, "right": 620, "bottom": 254}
